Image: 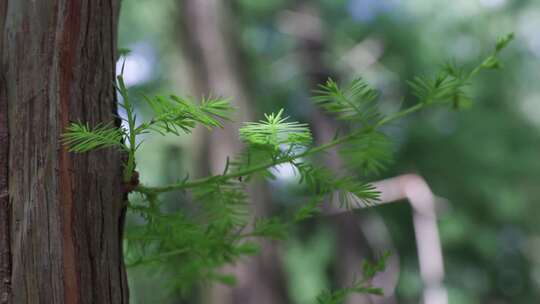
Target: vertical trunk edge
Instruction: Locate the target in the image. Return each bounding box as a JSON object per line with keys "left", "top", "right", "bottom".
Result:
{"left": 0, "top": 1, "right": 12, "bottom": 303}
{"left": 0, "top": 84, "right": 11, "bottom": 304}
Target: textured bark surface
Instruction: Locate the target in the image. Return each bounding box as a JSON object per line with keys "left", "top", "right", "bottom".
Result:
{"left": 1, "top": 1, "right": 128, "bottom": 303}
{"left": 0, "top": 2, "right": 11, "bottom": 303}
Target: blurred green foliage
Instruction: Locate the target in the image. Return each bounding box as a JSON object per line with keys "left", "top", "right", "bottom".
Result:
{"left": 118, "top": 0, "right": 540, "bottom": 303}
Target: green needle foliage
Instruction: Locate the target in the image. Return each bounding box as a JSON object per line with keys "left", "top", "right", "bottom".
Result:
{"left": 63, "top": 34, "right": 512, "bottom": 300}
{"left": 313, "top": 77, "right": 381, "bottom": 126}
{"left": 239, "top": 108, "right": 313, "bottom": 150}
{"left": 316, "top": 252, "right": 390, "bottom": 304}
{"left": 139, "top": 94, "right": 233, "bottom": 136}
{"left": 62, "top": 122, "right": 128, "bottom": 153}
{"left": 339, "top": 131, "right": 393, "bottom": 176}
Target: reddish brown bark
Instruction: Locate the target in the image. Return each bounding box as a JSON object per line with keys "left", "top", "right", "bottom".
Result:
{"left": 1, "top": 1, "right": 128, "bottom": 303}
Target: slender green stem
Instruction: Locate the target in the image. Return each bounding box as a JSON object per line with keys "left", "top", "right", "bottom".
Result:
{"left": 124, "top": 110, "right": 136, "bottom": 182}
{"left": 118, "top": 75, "right": 137, "bottom": 183}
{"left": 135, "top": 102, "right": 426, "bottom": 195}
{"left": 135, "top": 131, "right": 357, "bottom": 194}
{"left": 127, "top": 248, "right": 189, "bottom": 267}
{"left": 134, "top": 48, "right": 503, "bottom": 196}
{"left": 375, "top": 103, "right": 423, "bottom": 127}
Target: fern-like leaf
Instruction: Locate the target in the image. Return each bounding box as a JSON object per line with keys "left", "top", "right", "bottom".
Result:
{"left": 316, "top": 252, "right": 389, "bottom": 304}
{"left": 313, "top": 78, "right": 382, "bottom": 125}
{"left": 62, "top": 122, "right": 127, "bottom": 153}
{"left": 340, "top": 131, "right": 393, "bottom": 176}
{"left": 334, "top": 177, "right": 380, "bottom": 209}
{"left": 293, "top": 196, "right": 323, "bottom": 222}
{"left": 250, "top": 217, "right": 289, "bottom": 240}
{"left": 138, "top": 95, "right": 233, "bottom": 136}
{"left": 193, "top": 179, "right": 249, "bottom": 227}
{"left": 407, "top": 64, "right": 470, "bottom": 106}
{"left": 295, "top": 163, "right": 380, "bottom": 208}
{"left": 239, "top": 109, "right": 312, "bottom": 150}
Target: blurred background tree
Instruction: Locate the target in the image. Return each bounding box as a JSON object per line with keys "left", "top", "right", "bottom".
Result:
{"left": 118, "top": 0, "right": 540, "bottom": 303}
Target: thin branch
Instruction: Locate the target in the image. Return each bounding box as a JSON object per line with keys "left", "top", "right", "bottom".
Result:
{"left": 135, "top": 101, "right": 425, "bottom": 195}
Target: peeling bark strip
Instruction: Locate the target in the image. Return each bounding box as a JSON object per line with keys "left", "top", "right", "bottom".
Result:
{"left": 2, "top": 1, "right": 127, "bottom": 303}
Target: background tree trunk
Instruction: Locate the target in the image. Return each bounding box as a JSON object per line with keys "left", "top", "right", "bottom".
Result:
{"left": 0, "top": 1, "right": 127, "bottom": 303}
{"left": 289, "top": 3, "right": 396, "bottom": 303}
{"left": 178, "top": 1, "right": 289, "bottom": 303}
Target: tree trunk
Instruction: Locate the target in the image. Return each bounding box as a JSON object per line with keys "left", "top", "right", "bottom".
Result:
{"left": 289, "top": 3, "right": 391, "bottom": 303}
{"left": 178, "top": 1, "right": 289, "bottom": 303}
{"left": 178, "top": 0, "right": 251, "bottom": 174}
{"left": 0, "top": 2, "right": 11, "bottom": 303}
{"left": 0, "top": 1, "right": 128, "bottom": 303}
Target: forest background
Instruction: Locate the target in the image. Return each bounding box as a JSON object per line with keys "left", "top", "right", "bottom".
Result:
{"left": 117, "top": 0, "right": 540, "bottom": 303}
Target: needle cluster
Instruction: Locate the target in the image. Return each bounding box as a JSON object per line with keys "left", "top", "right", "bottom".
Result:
{"left": 62, "top": 34, "right": 512, "bottom": 299}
